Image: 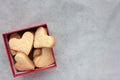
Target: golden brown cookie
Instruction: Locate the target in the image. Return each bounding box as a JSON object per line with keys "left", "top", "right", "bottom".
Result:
{"left": 9, "top": 31, "right": 34, "bottom": 55}
{"left": 33, "top": 48, "right": 41, "bottom": 58}
{"left": 14, "top": 52, "right": 35, "bottom": 71}
{"left": 9, "top": 33, "right": 20, "bottom": 56}
{"left": 33, "top": 48, "right": 54, "bottom": 67}
{"left": 34, "top": 27, "right": 55, "bottom": 48}
{"left": 10, "top": 49, "right": 17, "bottom": 56}
{"left": 10, "top": 33, "right": 20, "bottom": 39}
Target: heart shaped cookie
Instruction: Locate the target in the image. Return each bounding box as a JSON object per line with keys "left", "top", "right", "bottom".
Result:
{"left": 15, "top": 52, "right": 35, "bottom": 71}
{"left": 9, "top": 33, "right": 20, "bottom": 56}
{"left": 9, "top": 32, "right": 34, "bottom": 55}
{"left": 33, "top": 48, "right": 54, "bottom": 67}
{"left": 10, "top": 33, "right": 20, "bottom": 39}
{"left": 33, "top": 48, "right": 41, "bottom": 58}
{"left": 34, "top": 27, "right": 55, "bottom": 48}
{"left": 10, "top": 49, "right": 17, "bottom": 56}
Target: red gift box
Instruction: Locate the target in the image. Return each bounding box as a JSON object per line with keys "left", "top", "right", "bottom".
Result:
{"left": 2, "top": 23, "right": 57, "bottom": 77}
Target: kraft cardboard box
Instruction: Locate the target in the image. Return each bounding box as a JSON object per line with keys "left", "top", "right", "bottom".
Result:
{"left": 2, "top": 24, "right": 57, "bottom": 77}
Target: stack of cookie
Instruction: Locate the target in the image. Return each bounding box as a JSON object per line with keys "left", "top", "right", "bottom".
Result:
{"left": 8, "top": 27, "right": 56, "bottom": 71}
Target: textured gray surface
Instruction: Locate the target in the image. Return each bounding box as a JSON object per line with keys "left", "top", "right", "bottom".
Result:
{"left": 0, "top": 0, "right": 120, "bottom": 80}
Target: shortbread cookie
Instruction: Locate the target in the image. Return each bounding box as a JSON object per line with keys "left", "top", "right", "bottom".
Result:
{"left": 15, "top": 52, "right": 35, "bottom": 71}
{"left": 10, "top": 33, "right": 20, "bottom": 39}
{"left": 9, "top": 33, "right": 20, "bottom": 56}
{"left": 33, "top": 48, "right": 41, "bottom": 58}
{"left": 34, "top": 27, "right": 55, "bottom": 48}
{"left": 9, "top": 31, "right": 34, "bottom": 55}
{"left": 33, "top": 48, "right": 54, "bottom": 67}
{"left": 10, "top": 49, "right": 17, "bottom": 56}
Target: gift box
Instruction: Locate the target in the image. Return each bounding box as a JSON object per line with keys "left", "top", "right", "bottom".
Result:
{"left": 2, "top": 23, "right": 57, "bottom": 77}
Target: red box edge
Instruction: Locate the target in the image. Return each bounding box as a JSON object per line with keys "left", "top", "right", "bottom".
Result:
{"left": 2, "top": 34, "right": 16, "bottom": 77}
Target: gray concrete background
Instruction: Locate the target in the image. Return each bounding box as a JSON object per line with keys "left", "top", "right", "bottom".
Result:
{"left": 0, "top": 0, "right": 120, "bottom": 80}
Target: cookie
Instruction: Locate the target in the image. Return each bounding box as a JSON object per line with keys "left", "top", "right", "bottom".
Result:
{"left": 33, "top": 48, "right": 54, "bottom": 67}
{"left": 10, "top": 33, "right": 20, "bottom": 39}
{"left": 9, "top": 33, "right": 20, "bottom": 56}
{"left": 34, "top": 27, "right": 55, "bottom": 48}
{"left": 9, "top": 31, "right": 34, "bottom": 55}
{"left": 33, "top": 48, "right": 41, "bottom": 58}
{"left": 10, "top": 49, "right": 17, "bottom": 56}
{"left": 15, "top": 52, "right": 35, "bottom": 71}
